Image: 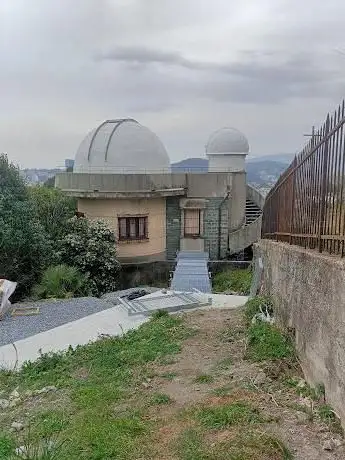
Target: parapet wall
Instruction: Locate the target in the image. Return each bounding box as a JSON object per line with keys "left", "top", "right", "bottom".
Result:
{"left": 255, "top": 240, "right": 345, "bottom": 426}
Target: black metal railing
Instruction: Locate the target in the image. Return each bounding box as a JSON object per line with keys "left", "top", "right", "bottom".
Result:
{"left": 262, "top": 99, "right": 345, "bottom": 256}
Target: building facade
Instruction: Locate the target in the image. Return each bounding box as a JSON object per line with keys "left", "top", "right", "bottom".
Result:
{"left": 56, "top": 119, "right": 262, "bottom": 263}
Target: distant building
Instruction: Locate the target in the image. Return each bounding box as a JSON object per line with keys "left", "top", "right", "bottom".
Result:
{"left": 56, "top": 119, "right": 263, "bottom": 263}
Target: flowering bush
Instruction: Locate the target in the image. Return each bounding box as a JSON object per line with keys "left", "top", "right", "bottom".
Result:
{"left": 57, "top": 217, "right": 120, "bottom": 296}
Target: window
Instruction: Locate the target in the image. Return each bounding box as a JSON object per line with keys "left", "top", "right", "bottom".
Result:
{"left": 118, "top": 216, "right": 148, "bottom": 241}
{"left": 184, "top": 209, "right": 201, "bottom": 237}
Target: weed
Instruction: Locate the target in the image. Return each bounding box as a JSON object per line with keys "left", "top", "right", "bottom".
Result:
{"left": 195, "top": 402, "right": 263, "bottom": 429}
{"left": 152, "top": 309, "right": 169, "bottom": 319}
{"left": 0, "top": 434, "right": 14, "bottom": 459}
{"left": 161, "top": 372, "right": 177, "bottom": 381}
{"left": 285, "top": 378, "right": 325, "bottom": 401}
{"left": 216, "top": 357, "right": 233, "bottom": 370}
{"left": 211, "top": 384, "right": 233, "bottom": 397}
{"left": 194, "top": 374, "right": 214, "bottom": 384}
{"left": 246, "top": 322, "right": 295, "bottom": 362}
{"left": 244, "top": 296, "right": 273, "bottom": 325}
{"left": 318, "top": 405, "right": 343, "bottom": 435}
{"left": 212, "top": 268, "right": 253, "bottom": 295}
{"left": 157, "top": 356, "right": 177, "bottom": 366}
{"left": 150, "top": 393, "right": 173, "bottom": 405}
{"left": 175, "top": 428, "right": 293, "bottom": 460}
{"left": 318, "top": 405, "right": 335, "bottom": 422}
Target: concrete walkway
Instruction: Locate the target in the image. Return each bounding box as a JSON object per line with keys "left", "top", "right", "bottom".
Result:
{"left": 0, "top": 294, "right": 247, "bottom": 370}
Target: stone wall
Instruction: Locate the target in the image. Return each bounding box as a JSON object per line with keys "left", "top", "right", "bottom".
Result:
{"left": 166, "top": 197, "right": 181, "bottom": 260}
{"left": 120, "top": 261, "right": 174, "bottom": 288}
{"left": 203, "top": 198, "right": 229, "bottom": 260}
{"left": 255, "top": 239, "right": 345, "bottom": 427}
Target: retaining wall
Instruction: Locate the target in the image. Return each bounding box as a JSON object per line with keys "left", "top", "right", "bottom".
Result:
{"left": 255, "top": 239, "right": 345, "bottom": 426}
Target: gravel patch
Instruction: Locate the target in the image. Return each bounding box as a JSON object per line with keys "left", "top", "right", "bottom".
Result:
{"left": 0, "top": 297, "right": 115, "bottom": 346}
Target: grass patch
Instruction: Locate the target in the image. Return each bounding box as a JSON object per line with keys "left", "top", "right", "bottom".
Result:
{"left": 212, "top": 268, "right": 252, "bottom": 295}
{"left": 195, "top": 402, "right": 264, "bottom": 429}
{"left": 150, "top": 393, "right": 173, "bottom": 405}
{"left": 175, "top": 428, "right": 293, "bottom": 460}
{"left": 176, "top": 428, "right": 205, "bottom": 460}
{"left": 194, "top": 374, "right": 214, "bottom": 384}
{"left": 0, "top": 314, "right": 189, "bottom": 459}
{"left": 246, "top": 322, "right": 295, "bottom": 362}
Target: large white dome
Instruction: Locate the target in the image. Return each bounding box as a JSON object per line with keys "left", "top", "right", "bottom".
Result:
{"left": 206, "top": 127, "right": 249, "bottom": 155}
{"left": 74, "top": 119, "right": 170, "bottom": 174}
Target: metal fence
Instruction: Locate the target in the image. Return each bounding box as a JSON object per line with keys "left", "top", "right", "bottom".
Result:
{"left": 262, "top": 99, "right": 345, "bottom": 256}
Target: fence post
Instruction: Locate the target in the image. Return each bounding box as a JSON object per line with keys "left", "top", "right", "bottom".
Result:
{"left": 318, "top": 115, "right": 330, "bottom": 253}
{"left": 289, "top": 157, "right": 297, "bottom": 245}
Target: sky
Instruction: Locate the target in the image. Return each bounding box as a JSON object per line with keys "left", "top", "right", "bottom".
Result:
{"left": 1, "top": 0, "right": 345, "bottom": 168}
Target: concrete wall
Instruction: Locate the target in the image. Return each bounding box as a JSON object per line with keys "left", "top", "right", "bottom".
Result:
{"left": 255, "top": 239, "right": 345, "bottom": 426}
{"left": 228, "top": 216, "right": 262, "bottom": 255}
{"left": 207, "top": 154, "right": 246, "bottom": 173}
{"left": 78, "top": 197, "right": 166, "bottom": 262}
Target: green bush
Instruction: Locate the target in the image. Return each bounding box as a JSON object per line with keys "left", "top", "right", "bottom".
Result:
{"left": 32, "top": 265, "right": 89, "bottom": 300}
{"left": 212, "top": 268, "right": 252, "bottom": 295}
{"left": 57, "top": 217, "right": 121, "bottom": 296}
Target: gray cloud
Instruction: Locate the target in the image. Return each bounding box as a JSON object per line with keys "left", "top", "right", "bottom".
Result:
{"left": 96, "top": 46, "right": 341, "bottom": 104}
{"left": 1, "top": 0, "right": 345, "bottom": 168}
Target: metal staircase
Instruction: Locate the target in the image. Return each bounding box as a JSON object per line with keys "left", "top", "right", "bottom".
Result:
{"left": 245, "top": 199, "right": 262, "bottom": 226}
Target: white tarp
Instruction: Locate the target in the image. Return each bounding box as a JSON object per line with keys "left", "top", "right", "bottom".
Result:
{"left": 0, "top": 279, "right": 17, "bottom": 320}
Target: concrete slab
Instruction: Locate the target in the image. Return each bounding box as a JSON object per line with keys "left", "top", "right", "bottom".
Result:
{"left": 0, "top": 292, "right": 247, "bottom": 370}
{"left": 0, "top": 305, "right": 147, "bottom": 370}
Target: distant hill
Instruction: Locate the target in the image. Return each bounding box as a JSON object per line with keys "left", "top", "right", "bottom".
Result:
{"left": 171, "top": 157, "right": 288, "bottom": 186}
{"left": 23, "top": 155, "right": 289, "bottom": 188}
{"left": 171, "top": 158, "right": 208, "bottom": 172}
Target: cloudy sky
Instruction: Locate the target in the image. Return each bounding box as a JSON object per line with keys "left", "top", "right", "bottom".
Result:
{"left": 1, "top": 0, "right": 345, "bottom": 168}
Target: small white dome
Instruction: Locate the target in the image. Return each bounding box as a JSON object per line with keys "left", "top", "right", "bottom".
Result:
{"left": 74, "top": 119, "right": 170, "bottom": 174}
{"left": 206, "top": 127, "right": 249, "bottom": 155}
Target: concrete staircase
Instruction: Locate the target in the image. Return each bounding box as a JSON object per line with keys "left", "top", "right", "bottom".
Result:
{"left": 227, "top": 186, "right": 265, "bottom": 255}
{"left": 245, "top": 199, "right": 262, "bottom": 226}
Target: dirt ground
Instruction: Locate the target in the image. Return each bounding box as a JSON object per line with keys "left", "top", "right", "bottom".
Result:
{"left": 144, "top": 308, "right": 345, "bottom": 459}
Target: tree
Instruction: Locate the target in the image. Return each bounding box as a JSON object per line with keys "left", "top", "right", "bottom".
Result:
{"left": 0, "top": 153, "right": 27, "bottom": 200}
{"left": 28, "top": 186, "right": 76, "bottom": 243}
{"left": 57, "top": 217, "right": 121, "bottom": 296}
{"left": 0, "top": 154, "right": 52, "bottom": 298}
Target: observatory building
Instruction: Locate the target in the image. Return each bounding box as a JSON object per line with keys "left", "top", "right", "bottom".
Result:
{"left": 56, "top": 119, "right": 263, "bottom": 263}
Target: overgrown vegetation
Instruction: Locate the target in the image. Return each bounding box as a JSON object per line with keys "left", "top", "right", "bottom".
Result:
{"left": 0, "top": 314, "right": 190, "bottom": 459}
{"left": 244, "top": 295, "right": 273, "bottom": 325}
{"left": 0, "top": 154, "right": 53, "bottom": 299}
{"left": 244, "top": 296, "right": 295, "bottom": 362}
{"left": 29, "top": 186, "right": 76, "bottom": 244}
{"left": 0, "top": 154, "right": 121, "bottom": 300}
{"left": 176, "top": 428, "right": 293, "bottom": 460}
{"left": 194, "top": 374, "right": 214, "bottom": 384}
{"left": 195, "top": 401, "right": 264, "bottom": 429}
{"left": 212, "top": 268, "right": 252, "bottom": 295}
